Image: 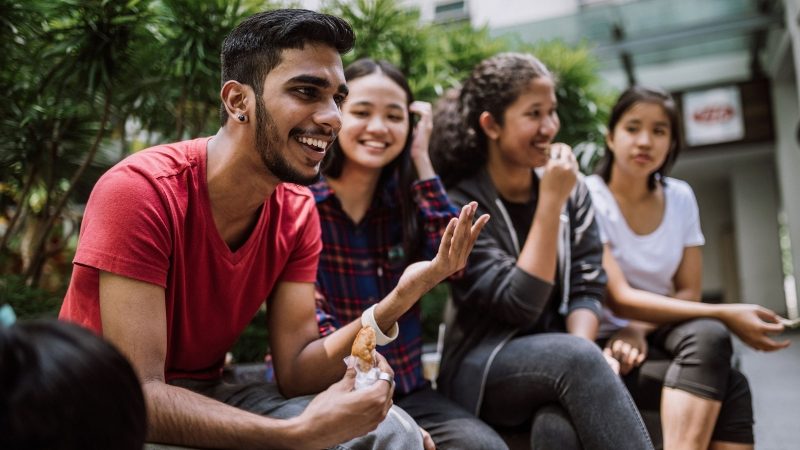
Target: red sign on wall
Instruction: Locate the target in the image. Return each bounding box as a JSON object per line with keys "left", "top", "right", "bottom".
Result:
{"left": 683, "top": 86, "right": 744, "bottom": 146}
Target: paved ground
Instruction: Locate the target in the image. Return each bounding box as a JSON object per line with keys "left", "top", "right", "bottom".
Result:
{"left": 737, "top": 328, "right": 800, "bottom": 450}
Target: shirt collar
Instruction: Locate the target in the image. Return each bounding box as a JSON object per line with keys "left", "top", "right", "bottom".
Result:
{"left": 309, "top": 176, "right": 335, "bottom": 203}
{"left": 309, "top": 173, "right": 399, "bottom": 207}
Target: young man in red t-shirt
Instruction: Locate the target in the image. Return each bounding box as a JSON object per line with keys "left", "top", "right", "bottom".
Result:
{"left": 60, "top": 9, "right": 486, "bottom": 449}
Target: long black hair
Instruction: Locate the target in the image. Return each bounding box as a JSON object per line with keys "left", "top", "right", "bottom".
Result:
{"left": 430, "top": 53, "right": 553, "bottom": 187}
{"left": 594, "top": 85, "right": 683, "bottom": 191}
{"left": 322, "top": 58, "right": 422, "bottom": 264}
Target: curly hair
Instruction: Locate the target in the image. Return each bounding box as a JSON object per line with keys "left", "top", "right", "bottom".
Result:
{"left": 430, "top": 53, "right": 553, "bottom": 187}
{"left": 594, "top": 85, "right": 683, "bottom": 191}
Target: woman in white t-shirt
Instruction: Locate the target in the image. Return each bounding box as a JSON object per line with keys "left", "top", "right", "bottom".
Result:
{"left": 588, "top": 86, "right": 790, "bottom": 450}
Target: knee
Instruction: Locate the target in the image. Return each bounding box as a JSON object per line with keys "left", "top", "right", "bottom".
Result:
{"left": 371, "top": 406, "right": 423, "bottom": 449}
{"left": 557, "top": 334, "right": 607, "bottom": 370}
{"left": 450, "top": 424, "right": 508, "bottom": 450}
{"left": 531, "top": 404, "right": 581, "bottom": 450}
{"left": 676, "top": 319, "right": 733, "bottom": 363}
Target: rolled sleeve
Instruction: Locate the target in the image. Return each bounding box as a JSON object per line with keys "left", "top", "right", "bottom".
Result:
{"left": 567, "top": 296, "right": 603, "bottom": 319}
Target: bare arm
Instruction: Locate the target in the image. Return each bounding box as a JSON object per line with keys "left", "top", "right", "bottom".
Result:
{"left": 603, "top": 246, "right": 789, "bottom": 351}
{"left": 605, "top": 245, "right": 718, "bottom": 322}
{"left": 274, "top": 203, "right": 490, "bottom": 395}
{"left": 99, "top": 272, "right": 302, "bottom": 449}
{"left": 518, "top": 197, "right": 562, "bottom": 282}
{"left": 602, "top": 247, "right": 702, "bottom": 374}
{"left": 566, "top": 308, "right": 599, "bottom": 341}
{"left": 409, "top": 101, "right": 436, "bottom": 180}
{"left": 268, "top": 280, "right": 364, "bottom": 396}
{"left": 100, "top": 272, "right": 396, "bottom": 449}
{"left": 671, "top": 246, "right": 703, "bottom": 301}
{"left": 566, "top": 307, "right": 620, "bottom": 373}
{"left": 517, "top": 144, "right": 576, "bottom": 282}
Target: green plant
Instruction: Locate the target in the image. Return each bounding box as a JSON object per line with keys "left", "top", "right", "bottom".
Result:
{"left": 324, "top": 0, "right": 506, "bottom": 102}
{"left": 1, "top": 0, "right": 153, "bottom": 286}
{"left": 230, "top": 308, "right": 269, "bottom": 363}
{"left": 0, "top": 0, "right": 282, "bottom": 290}
{"left": 420, "top": 283, "right": 449, "bottom": 343}
{"left": 0, "top": 275, "right": 64, "bottom": 319}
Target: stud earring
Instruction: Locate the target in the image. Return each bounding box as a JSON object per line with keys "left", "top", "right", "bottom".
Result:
{"left": 237, "top": 114, "right": 246, "bottom": 122}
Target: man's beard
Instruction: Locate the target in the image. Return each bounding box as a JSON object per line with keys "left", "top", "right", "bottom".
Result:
{"left": 255, "top": 98, "right": 321, "bottom": 186}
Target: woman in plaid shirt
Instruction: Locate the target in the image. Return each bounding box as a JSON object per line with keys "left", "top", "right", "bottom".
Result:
{"left": 311, "top": 59, "right": 504, "bottom": 450}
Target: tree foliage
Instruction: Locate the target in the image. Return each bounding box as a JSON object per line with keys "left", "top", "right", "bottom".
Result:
{"left": 325, "top": 0, "right": 613, "bottom": 166}
{"left": 0, "top": 0, "right": 271, "bottom": 288}
{"left": 0, "top": 0, "right": 611, "bottom": 299}
{"left": 1, "top": 0, "right": 153, "bottom": 287}
{"left": 324, "top": 0, "right": 507, "bottom": 101}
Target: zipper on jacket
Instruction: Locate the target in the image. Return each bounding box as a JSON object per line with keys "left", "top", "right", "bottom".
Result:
{"left": 494, "top": 198, "right": 520, "bottom": 254}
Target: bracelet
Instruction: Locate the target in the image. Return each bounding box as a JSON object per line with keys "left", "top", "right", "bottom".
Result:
{"left": 361, "top": 304, "right": 399, "bottom": 346}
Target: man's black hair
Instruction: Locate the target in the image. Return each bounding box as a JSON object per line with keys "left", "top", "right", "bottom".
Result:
{"left": 219, "top": 9, "right": 355, "bottom": 125}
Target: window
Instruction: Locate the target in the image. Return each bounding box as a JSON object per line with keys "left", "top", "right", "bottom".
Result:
{"left": 434, "top": 0, "right": 469, "bottom": 23}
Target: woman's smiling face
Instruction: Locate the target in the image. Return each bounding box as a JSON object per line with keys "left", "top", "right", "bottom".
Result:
{"left": 336, "top": 72, "right": 410, "bottom": 172}
{"left": 489, "top": 76, "right": 560, "bottom": 169}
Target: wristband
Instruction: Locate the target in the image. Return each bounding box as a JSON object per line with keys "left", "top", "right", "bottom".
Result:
{"left": 361, "top": 304, "right": 399, "bottom": 346}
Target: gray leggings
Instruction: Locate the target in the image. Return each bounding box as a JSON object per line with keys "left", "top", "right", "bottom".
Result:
{"left": 396, "top": 385, "right": 508, "bottom": 450}
{"left": 170, "top": 378, "right": 422, "bottom": 449}
{"left": 617, "top": 318, "right": 754, "bottom": 444}
{"left": 479, "top": 333, "right": 654, "bottom": 450}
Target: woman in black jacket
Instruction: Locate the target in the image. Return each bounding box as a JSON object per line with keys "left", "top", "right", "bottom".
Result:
{"left": 430, "top": 53, "right": 653, "bottom": 450}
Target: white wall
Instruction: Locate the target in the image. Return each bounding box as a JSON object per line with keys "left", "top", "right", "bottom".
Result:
{"left": 730, "top": 160, "right": 787, "bottom": 313}
{"left": 786, "top": 0, "right": 800, "bottom": 109}
{"left": 600, "top": 53, "right": 752, "bottom": 92}
{"left": 771, "top": 76, "right": 800, "bottom": 302}
{"left": 689, "top": 178, "right": 733, "bottom": 301}
{"left": 395, "top": 0, "right": 435, "bottom": 22}
{"left": 298, "top": 0, "right": 322, "bottom": 10}
{"left": 468, "top": 0, "right": 579, "bottom": 28}
{"left": 674, "top": 144, "right": 781, "bottom": 309}
{"left": 773, "top": 0, "right": 800, "bottom": 314}
{"left": 404, "top": 0, "right": 583, "bottom": 26}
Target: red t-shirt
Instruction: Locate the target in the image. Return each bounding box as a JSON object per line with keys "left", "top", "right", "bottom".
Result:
{"left": 60, "top": 137, "right": 322, "bottom": 381}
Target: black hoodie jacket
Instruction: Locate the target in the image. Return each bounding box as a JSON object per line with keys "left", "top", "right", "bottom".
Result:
{"left": 438, "top": 167, "right": 607, "bottom": 415}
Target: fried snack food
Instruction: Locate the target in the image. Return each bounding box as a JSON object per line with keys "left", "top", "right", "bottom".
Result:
{"left": 351, "top": 326, "right": 377, "bottom": 372}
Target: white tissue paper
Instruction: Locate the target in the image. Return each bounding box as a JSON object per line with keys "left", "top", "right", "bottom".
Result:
{"left": 344, "top": 352, "right": 380, "bottom": 390}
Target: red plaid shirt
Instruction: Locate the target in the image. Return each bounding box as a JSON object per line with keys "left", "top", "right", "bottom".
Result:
{"left": 312, "top": 175, "right": 458, "bottom": 395}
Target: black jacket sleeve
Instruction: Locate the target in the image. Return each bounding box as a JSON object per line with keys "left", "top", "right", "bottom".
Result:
{"left": 448, "top": 190, "right": 555, "bottom": 327}
{"left": 565, "top": 180, "right": 607, "bottom": 317}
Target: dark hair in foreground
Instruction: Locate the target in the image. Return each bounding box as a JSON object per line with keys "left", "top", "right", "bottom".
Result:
{"left": 430, "top": 52, "right": 553, "bottom": 187}
{"left": 0, "top": 320, "right": 146, "bottom": 450}
{"left": 220, "top": 8, "right": 355, "bottom": 125}
{"left": 323, "top": 58, "right": 423, "bottom": 263}
{"left": 594, "top": 85, "right": 683, "bottom": 191}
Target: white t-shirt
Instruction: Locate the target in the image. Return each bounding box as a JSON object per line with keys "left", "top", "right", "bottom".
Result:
{"left": 585, "top": 174, "right": 705, "bottom": 338}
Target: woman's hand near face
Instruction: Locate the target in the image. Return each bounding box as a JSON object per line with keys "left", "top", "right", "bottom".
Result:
{"left": 539, "top": 143, "right": 578, "bottom": 209}
{"left": 408, "top": 101, "right": 436, "bottom": 180}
